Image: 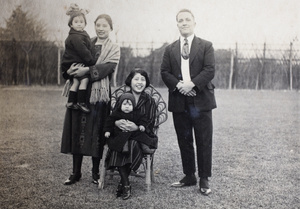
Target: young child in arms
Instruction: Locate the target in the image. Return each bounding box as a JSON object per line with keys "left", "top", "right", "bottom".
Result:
{"left": 104, "top": 93, "right": 155, "bottom": 154}
{"left": 61, "top": 3, "right": 96, "bottom": 113}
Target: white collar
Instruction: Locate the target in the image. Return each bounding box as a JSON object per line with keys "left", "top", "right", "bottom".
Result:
{"left": 180, "top": 34, "right": 195, "bottom": 44}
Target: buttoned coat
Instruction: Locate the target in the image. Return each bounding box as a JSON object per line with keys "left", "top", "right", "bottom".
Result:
{"left": 161, "top": 36, "right": 217, "bottom": 112}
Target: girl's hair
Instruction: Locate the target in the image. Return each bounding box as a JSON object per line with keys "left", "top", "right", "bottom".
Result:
{"left": 66, "top": 4, "right": 88, "bottom": 27}
{"left": 68, "top": 13, "right": 87, "bottom": 27}
{"left": 94, "top": 14, "right": 113, "bottom": 30}
{"left": 124, "top": 68, "right": 150, "bottom": 88}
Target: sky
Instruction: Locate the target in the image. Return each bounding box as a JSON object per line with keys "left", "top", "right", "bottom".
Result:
{"left": 0, "top": 0, "right": 299, "bottom": 49}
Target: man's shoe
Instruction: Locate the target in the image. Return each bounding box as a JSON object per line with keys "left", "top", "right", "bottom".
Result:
{"left": 199, "top": 177, "right": 211, "bottom": 195}
{"left": 66, "top": 102, "right": 79, "bottom": 110}
{"left": 64, "top": 173, "right": 82, "bottom": 185}
{"left": 92, "top": 173, "right": 100, "bottom": 184}
{"left": 171, "top": 174, "right": 197, "bottom": 187}
{"left": 77, "top": 103, "right": 90, "bottom": 113}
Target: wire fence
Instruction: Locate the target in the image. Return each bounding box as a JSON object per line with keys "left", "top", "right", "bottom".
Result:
{"left": 0, "top": 40, "right": 300, "bottom": 90}
{"left": 116, "top": 41, "right": 300, "bottom": 90}
{"left": 214, "top": 42, "right": 300, "bottom": 90}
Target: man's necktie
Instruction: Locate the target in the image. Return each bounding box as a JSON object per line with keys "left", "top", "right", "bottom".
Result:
{"left": 181, "top": 38, "right": 189, "bottom": 60}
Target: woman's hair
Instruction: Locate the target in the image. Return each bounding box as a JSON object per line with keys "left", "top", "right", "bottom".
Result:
{"left": 94, "top": 14, "right": 113, "bottom": 30}
{"left": 125, "top": 68, "right": 150, "bottom": 88}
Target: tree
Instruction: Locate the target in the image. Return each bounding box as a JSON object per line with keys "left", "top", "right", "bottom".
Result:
{"left": 1, "top": 5, "right": 47, "bottom": 85}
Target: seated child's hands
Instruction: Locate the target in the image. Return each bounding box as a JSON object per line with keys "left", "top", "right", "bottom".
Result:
{"left": 104, "top": 132, "right": 110, "bottom": 138}
{"left": 139, "top": 125, "right": 145, "bottom": 132}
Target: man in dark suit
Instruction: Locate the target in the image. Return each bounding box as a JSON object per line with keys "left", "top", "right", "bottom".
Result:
{"left": 160, "top": 9, "right": 216, "bottom": 195}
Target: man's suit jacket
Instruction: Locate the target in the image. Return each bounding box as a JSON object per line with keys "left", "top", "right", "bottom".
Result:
{"left": 161, "top": 36, "right": 217, "bottom": 112}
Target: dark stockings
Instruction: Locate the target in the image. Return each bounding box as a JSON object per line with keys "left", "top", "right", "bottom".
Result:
{"left": 92, "top": 157, "right": 101, "bottom": 174}
{"left": 118, "top": 164, "right": 131, "bottom": 186}
{"left": 77, "top": 90, "right": 87, "bottom": 104}
{"left": 72, "top": 155, "right": 100, "bottom": 174}
{"left": 68, "top": 91, "right": 77, "bottom": 103}
{"left": 72, "top": 154, "right": 83, "bottom": 174}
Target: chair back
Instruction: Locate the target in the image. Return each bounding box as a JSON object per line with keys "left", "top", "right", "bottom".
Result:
{"left": 111, "top": 85, "right": 168, "bottom": 133}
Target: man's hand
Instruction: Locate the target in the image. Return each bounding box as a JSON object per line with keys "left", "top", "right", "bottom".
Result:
{"left": 177, "top": 81, "right": 196, "bottom": 96}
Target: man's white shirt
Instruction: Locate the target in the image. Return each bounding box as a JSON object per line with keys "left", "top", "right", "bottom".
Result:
{"left": 180, "top": 34, "right": 194, "bottom": 81}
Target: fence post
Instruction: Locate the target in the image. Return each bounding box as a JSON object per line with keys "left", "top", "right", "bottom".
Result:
{"left": 136, "top": 42, "right": 139, "bottom": 57}
{"left": 289, "top": 42, "right": 293, "bottom": 90}
{"left": 234, "top": 42, "right": 238, "bottom": 89}
{"left": 57, "top": 47, "right": 61, "bottom": 86}
{"left": 229, "top": 49, "right": 234, "bottom": 89}
{"left": 261, "top": 42, "right": 266, "bottom": 89}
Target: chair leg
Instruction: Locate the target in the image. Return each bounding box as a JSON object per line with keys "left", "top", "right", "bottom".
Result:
{"left": 98, "top": 144, "right": 109, "bottom": 189}
{"left": 150, "top": 154, "right": 155, "bottom": 183}
{"left": 145, "top": 154, "right": 151, "bottom": 191}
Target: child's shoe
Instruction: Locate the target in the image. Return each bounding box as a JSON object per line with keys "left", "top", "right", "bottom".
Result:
{"left": 77, "top": 103, "right": 90, "bottom": 113}
{"left": 66, "top": 102, "right": 78, "bottom": 110}
{"left": 116, "top": 182, "right": 123, "bottom": 197}
{"left": 122, "top": 185, "right": 131, "bottom": 200}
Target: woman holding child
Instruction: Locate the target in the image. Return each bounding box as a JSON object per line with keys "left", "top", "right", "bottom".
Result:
{"left": 61, "top": 11, "right": 120, "bottom": 185}
{"left": 106, "top": 69, "right": 158, "bottom": 200}
{"left": 60, "top": 5, "right": 158, "bottom": 201}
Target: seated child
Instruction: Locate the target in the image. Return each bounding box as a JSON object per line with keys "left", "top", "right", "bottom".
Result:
{"left": 104, "top": 92, "right": 156, "bottom": 154}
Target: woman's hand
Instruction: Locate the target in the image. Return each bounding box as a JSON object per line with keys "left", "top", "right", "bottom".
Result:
{"left": 66, "top": 63, "right": 79, "bottom": 75}
{"left": 69, "top": 64, "right": 89, "bottom": 77}
{"left": 115, "top": 119, "right": 139, "bottom": 132}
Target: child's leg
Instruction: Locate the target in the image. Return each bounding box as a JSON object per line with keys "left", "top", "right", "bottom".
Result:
{"left": 140, "top": 143, "right": 155, "bottom": 154}
{"left": 77, "top": 78, "right": 90, "bottom": 113}
{"left": 67, "top": 78, "right": 79, "bottom": 104}
{"left": 77, "top": 78, "right": 89, "bottom": 104}
{"left": 69, "top": 78, "right": 80, "bottom": 92}
{"left": 79, "top": 78, "right": 89, "bottom": 90}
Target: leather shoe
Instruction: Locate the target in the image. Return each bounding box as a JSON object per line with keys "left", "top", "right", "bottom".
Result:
{"left": 199, "top": 177, "right": 211, "bottom": 195}
{"left": 64, "top": 173, "right": 81, "bottom": 185}
{"left": 66, "top": 102, "right": 78, "bottom": 110}
{"left": 116, "top": 182, "right": 123, "bottom": 197}
{"left": 77, "top": 103, "right": 90, "bottom": 113}
{"left": 92, "top": 173, "right": 99, "bottom": 184}
{"left": 122, "top": 185, "right": 131, "bottom": 200}
{"left": 171, "top": 174, "right": 197, "bottom": 187}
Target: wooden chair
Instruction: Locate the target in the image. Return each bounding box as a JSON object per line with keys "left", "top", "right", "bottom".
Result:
{"left": 98, "top": 84, "right": 168, "bottom": 190}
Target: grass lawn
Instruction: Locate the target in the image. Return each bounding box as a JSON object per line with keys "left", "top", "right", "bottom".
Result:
{"left": 0, "top": 86, "right": 299, "bottom": 209}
